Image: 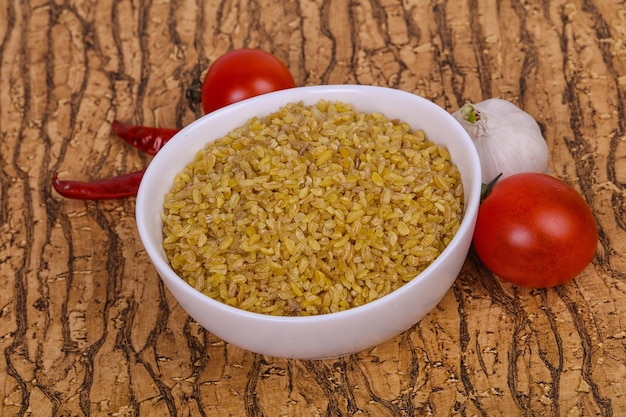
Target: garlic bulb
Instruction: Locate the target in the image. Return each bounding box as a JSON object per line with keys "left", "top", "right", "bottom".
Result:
{"left": 452, "top": 98, "right": 549, "bottom": 183}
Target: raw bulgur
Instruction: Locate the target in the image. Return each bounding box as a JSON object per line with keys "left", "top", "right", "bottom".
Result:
{"left": 161, "top": 100, "right": 463, "bottom": 316}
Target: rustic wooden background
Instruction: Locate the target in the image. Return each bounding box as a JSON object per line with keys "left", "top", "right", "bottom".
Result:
{"left": 1, "top": 0, "right": 625, "bottom": 415}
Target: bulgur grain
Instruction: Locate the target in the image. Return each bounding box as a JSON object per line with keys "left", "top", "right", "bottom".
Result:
{"left": 162, "top": 100, "right": 463, "bottom": 316}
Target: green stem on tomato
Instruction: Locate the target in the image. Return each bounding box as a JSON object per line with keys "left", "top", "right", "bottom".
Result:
{"left": 481, "top": 173, "right": 503, "bottom": 201}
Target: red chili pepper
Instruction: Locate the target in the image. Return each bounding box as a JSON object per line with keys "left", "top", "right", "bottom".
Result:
{"left": 112, "top": 120, "right": 179, "bottom": 156}
{"left": 52, "top": 169, "right": 145, "bottom": 200}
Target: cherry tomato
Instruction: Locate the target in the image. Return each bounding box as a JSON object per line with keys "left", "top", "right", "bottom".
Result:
{"left": 472, "top": 173, "right": 598, "bottom": 288}
{"left": 201, "top": 48, "right": 296, "bottom": 114}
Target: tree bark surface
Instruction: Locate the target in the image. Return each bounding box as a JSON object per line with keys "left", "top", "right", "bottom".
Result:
{"left": 1, "top": 0, "right": 625, "bottom": 416}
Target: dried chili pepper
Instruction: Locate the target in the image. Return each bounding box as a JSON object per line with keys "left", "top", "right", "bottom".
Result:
{"left": 52, "top": 169, "right": 145, "bottom": 200}
{"left": 112, "top": 120, "right": 179, "bottom": 156}
{"left": 52, "top": 121, "right": 171, "bottom": 200}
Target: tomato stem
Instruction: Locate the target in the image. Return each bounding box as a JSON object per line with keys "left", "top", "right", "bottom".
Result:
{"left": 481, "top": 173, "right": 503, "bottom": 201}
{"left": 186, "top": 77, "right": 203, "bottom": 114}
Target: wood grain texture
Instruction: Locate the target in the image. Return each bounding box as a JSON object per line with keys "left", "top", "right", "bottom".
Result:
{"left": 1, "top": 0, "right": 625, "bottom": 415}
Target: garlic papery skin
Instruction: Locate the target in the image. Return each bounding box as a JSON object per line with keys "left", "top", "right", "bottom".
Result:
{"left": 452, "top": 98, "right": 549, "bottom": 184}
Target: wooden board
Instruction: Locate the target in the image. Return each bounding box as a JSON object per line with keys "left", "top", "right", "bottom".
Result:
{"left": 1, "top": 0, "right": 625, "bottom": 415}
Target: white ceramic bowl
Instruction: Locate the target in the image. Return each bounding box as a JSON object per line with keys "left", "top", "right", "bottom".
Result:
{"left": 136, "top": 85, "right": 481, "bottom": 360}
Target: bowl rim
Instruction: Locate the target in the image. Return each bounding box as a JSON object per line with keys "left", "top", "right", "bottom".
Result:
{"left": 136, "top": 84, "right": 482, "bottom": 323}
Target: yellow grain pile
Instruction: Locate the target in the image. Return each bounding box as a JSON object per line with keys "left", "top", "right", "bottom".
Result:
{"left": 162, "top": 100, "right": 463, "bottom": 316}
